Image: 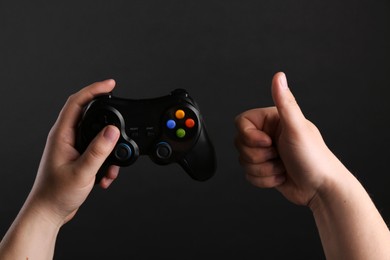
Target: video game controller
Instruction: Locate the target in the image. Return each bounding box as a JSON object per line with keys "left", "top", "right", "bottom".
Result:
{"left": 76, "top": 89, "right": 217, "bottom": 182}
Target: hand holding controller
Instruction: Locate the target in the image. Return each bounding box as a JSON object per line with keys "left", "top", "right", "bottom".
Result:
{"left": 76, "top": 89, "right": 217, "bottom": 182}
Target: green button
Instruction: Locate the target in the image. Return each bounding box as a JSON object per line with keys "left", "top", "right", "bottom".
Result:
{"left": 176, "top": 128, "right": 186, "bottom": 138}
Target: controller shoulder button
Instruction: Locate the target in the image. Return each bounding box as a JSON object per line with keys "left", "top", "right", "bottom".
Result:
{"left": 171, "top": 89, "right": 189, "bottom": 97}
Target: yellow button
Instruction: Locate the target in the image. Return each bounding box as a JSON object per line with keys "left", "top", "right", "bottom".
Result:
{"left": 175, "top": 109, "right": 185, "bottom": 119}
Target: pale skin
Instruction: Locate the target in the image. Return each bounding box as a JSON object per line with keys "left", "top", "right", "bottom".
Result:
{"left": 235, "top": 72, "right": 390, "bottom": 259}
{"left": 0, "top": 79, "right": 121, "bottom": 259}
{"left": 0, "top": 74, "right": 389, "bottom": 259}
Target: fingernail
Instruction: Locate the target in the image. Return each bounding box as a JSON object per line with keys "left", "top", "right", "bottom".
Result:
{"left": 265, "top": 147, "right": 278, "bottom": 160}
{"left": 103, "top": 126, "right": 119, "bottom": 142}
{"left": 278, "top": 73, "right": 289, "bottom": 90}
{"left": 275, "top": 174, "right": 286, "bottom": 184}
{"left": 258, "top": 140, "right": 271, "bottom": 147}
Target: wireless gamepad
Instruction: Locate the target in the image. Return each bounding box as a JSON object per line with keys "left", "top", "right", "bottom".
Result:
{"left": 76, "top": 89, "right": 217, "bottom": 182}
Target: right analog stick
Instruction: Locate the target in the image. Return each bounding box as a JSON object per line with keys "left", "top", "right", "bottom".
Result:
{"left": 155, "top": 142, "right": 172, "bottom": 160}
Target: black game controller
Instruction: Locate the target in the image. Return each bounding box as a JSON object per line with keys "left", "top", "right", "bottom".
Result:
{"left": 76, "top": 89, "right": 216, "bottom": 182}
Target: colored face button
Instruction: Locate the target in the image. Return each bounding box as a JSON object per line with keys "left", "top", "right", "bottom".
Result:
{"left": 185, "top": 118, "right": 195, "bottom": 128}
{"left": 176, "top": 128, "right": 186, "bottom": 138}
{"left": 166, "top": 119, "right": 176, "bottom": 129}
{"left": 175, "top": 109, "right": 185, "bottom": 119}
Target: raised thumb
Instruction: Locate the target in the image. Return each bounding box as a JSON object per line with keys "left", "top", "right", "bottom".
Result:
{"left": 271, "top": 72, "right": 306, "bottom": 129}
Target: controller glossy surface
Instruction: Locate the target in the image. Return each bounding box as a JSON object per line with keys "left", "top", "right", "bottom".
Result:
{"left": 76, "top": 89, "right": 216, "bottom": 182}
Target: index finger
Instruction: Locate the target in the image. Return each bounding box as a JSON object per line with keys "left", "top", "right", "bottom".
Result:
{"left": 54, "top": 79, "right": 116, "bottom": 131}
{"left": 234, "top": 107, "right": 278, "bottom": 147}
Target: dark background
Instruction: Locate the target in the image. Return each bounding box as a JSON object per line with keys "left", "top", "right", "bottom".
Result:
{"left": 0, "top": 0, "right": 389, "bottom": 259}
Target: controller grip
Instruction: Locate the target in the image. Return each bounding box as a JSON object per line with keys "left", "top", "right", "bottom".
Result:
{"left": 94, "top": 163, "right": 110, "bottom": 184}
{"left": 178, "top": 128, "right": 217, "bottom": 181}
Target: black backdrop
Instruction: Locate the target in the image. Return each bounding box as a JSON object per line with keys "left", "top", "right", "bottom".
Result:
{"left": 1, "top": 1, "right": 389, "bottom": 259}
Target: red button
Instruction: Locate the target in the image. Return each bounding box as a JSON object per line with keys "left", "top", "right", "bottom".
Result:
{"left": 185, "top": 118, "right": 195, "bottom": 128}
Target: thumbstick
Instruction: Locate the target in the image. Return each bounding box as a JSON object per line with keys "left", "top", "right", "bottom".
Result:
{"left": 155, "top": 142, "right": 172, "bottom": 160}
{"left": 114, "top": 143, "right": 133, "bottom": 161}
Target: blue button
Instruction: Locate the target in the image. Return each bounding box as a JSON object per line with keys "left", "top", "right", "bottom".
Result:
{"left": 166, "top": 119, "right": 176, "bottom": 129}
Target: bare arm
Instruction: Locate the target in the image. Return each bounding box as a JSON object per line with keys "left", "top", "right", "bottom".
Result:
{"left": 310, "top": 166, "right": 390, "bottom": 259}
{"left": 235, "top": 72, "right": 390, "bottom": 259}
{"left": 0, "top": 196, "right": 61, "bottom": 259}
{"left": 0, "top": 80, "right": 120, "bottom": 259}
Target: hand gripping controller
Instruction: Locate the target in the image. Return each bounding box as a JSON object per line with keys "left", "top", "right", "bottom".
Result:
{"left": 76, "top": 89, "right": 217, "bottom": 182}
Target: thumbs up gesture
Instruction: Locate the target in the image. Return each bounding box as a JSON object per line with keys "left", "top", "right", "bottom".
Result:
{"left": 235, "top": 72, "right": 344, "bottom": 206}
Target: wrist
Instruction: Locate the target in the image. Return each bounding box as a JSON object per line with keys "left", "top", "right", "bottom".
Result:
{"left": 306, "top": 160, "right": 390, "bottom": 260}
{"left": 307, "top": 159, "right": 353, "bottom": 214}
{"left": 0, "top": 195, "right": 62, "bottom": 259}
{"left": 23, "top": 194, "right": 67, "bottom": 230}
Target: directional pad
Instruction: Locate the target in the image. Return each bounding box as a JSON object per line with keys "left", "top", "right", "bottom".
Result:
{"left": 80, "top": 107, "right": 121, "bottom": 143}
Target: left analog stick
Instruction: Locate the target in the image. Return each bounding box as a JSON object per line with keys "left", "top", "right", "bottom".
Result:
{"left": 114, "top": 143, "right": 133, "bottom": 161}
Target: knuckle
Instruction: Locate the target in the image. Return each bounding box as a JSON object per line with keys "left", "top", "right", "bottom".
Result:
{"left": 66, "top": 93, "right": 78, "bottom": 104}
{"left": 88, "top": 145, "right": 106, "bottom": 161}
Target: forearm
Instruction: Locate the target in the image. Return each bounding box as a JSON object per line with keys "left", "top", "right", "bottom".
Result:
{"left": 0, "top": 199, "right": 62, "bottom": 260}
{"left": 310, "top": 167, "right": 390, "bottom": 260}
